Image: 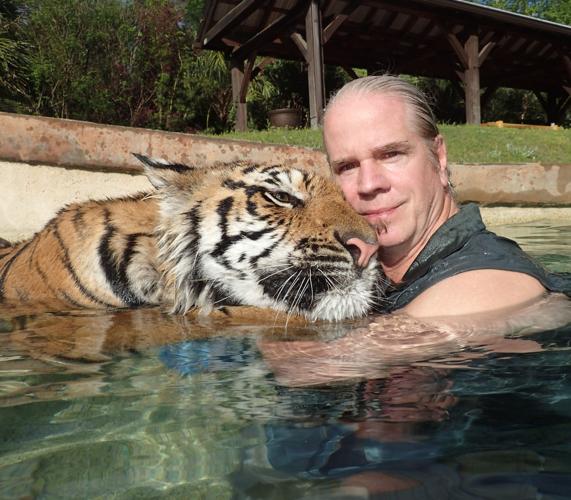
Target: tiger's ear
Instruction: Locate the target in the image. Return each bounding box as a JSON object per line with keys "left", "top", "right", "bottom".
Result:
{"left": 133, "top": 153, "right": 194, "bottom": 189}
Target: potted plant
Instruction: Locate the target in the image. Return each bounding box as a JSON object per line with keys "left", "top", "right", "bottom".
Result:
{"left": 268, "top": 92, "right": 304, "bottom": 128}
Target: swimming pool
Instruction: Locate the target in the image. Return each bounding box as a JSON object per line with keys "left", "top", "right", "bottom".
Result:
{"left": 1, "top": 220, "right": 570, "bottom": 498}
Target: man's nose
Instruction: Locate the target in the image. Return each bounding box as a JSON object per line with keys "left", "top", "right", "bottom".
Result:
{"left": 357, "top": 160, "right": 390, "bottom": 196}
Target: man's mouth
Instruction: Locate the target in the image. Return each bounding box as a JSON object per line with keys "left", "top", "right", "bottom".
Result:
{"left": 362, "top": 205, "right": 400, "bottom": 223}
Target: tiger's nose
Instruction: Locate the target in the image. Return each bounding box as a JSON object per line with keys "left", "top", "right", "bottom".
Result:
{"left": 344, "top": 237, "right": 379, "bottom": 268}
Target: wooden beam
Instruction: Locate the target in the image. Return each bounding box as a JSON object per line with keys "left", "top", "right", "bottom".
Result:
{"left": 221, "top": 37, "right": 240, "bottom": 48}
{"left": 323, "top": 14, "right": 348, "bottom": 44}
{"left": 537, "top": 42, "right": 553, "bottom": 58}
{"left": 290, "top": 32, "right": 308, "bottom": 61}
{"left": 480, "top": 31, "right": 496, "bottom": 46}
{"left": 240, "top": 56, "right": 256, "bottom": 102}
{"left": 197, "top": 0, "right": 218, "bottom": 47}
{"left": 447, "top": 33, "right": 469, "bottom": 69}
{"left": 478, "top": 41, "right": 496, "bottom": 66}
{"left": 507, "top": 37, "right": 527, "bottom": 53}
{"left": 202, "top": 0, "right": 262, "bottom": 47}
{"left": 231, "top": 0, "right": 306, "bottom": 62}
{"left": 523, "top": 39, "right": 540, "bottom": 55}
{"left": 306, "top": 0, "right": 325, "bottom": 128}
{"left": 231, "top": 59, "right": 247, "bottom": 132}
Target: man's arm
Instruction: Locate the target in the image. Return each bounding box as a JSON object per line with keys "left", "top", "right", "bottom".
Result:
{"left": 403, "top": 269, "right": 546, "bottom": 318}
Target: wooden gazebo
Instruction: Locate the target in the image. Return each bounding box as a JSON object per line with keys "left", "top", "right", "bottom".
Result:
{"left": 196, "top": 0, "right": 571, "bottom": 130}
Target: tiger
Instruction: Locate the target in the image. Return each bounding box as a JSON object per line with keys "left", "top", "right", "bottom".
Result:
{"left": 0, "top": 155, "right": 383, "bottom": 321}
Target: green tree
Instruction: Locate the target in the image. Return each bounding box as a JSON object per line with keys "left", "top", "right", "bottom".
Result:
{"left": 26, "top": 0, "right": 127, "bottom": 120}
{"left": 23, "top": 0, "right": 203, "bottom": 130}
{"left": 181, "top": 49, "right": 234, "bottom": 132}
{"left": 544, "top": 0, "right": 571, "bottom": 24}
{"left": 468, "top": 0, "right": 571, "bottom": 23}
{"left": 0, "top": 0, "right": 30, "bottom": 112}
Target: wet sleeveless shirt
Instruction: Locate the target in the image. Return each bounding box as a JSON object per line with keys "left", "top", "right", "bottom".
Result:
{"left": 378, "top": 203, "right": 571, "bottom": 313}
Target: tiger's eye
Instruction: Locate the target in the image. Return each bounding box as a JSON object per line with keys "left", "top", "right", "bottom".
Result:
{"left": 273, "top": 191, "right": 292, "bottom": 203}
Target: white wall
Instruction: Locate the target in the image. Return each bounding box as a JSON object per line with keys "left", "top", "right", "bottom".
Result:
{"left": 1, "top": 160, "right": 152, "bottom": 242}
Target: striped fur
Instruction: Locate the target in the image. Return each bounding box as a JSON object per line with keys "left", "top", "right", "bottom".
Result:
{"left": 0, "top": 156, "right": 382, "bottom": 321}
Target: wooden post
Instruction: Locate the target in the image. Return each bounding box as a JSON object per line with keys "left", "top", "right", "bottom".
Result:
{"left": 231, "top": 58, "right": 247, "bottom": 132}
{"left": 464, "top": 35, "right": 481, "bottom": 125}
{"left": 306, "top": 0, "right": 325, "bottom": 128}
{"left": 447, "top": 32, "right": 494, "bottom": 125}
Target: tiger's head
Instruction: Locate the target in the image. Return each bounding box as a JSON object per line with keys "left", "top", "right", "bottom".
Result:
{"left": 135, "top": 154, "right": 383, "bottom": 322}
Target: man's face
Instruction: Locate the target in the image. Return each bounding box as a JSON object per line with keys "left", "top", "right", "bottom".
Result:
{"left": 323, "top": 92, "right": 450, "bottom": 261}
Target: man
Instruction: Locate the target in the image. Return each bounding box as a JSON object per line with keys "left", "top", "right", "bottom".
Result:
{"left": 323, "top": 75, "right": 568, "bottom": 318}
{"left": 253, "top": 78, "right": 570, "bottom": 492}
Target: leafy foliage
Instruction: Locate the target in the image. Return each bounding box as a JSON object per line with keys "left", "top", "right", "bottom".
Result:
{"left": 0, "top": 0, "right": 30, "bottom": 112}
{"left": 469, "top": 0, "right": 571, "bottom": 24}
{"left": 24, "top": 0, "right": 197, "bottom": 128}
{"left": 15, "top": 0, "right": 245, "bottom": 132}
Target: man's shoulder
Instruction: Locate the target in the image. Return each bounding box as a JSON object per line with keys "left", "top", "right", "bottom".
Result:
{"left": 403, "top": 269, "right": 546, "bottom": 318}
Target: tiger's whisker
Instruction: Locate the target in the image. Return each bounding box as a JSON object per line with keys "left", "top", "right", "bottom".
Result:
{"left": 257, "top": 264, "right": 296, "bottom": 283}
{"left": 316, "top": 267, "right": 342, "bottom": 294}
{"left": 286, "top": 277, "right": 309, "bottom": 327}
{"left": 272, "top": 270, "right": 300, "bottom": 305}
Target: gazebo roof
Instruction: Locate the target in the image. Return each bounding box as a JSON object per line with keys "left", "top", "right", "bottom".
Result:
{"left": 197, "top": 0, "right": 571, "bottom": 94}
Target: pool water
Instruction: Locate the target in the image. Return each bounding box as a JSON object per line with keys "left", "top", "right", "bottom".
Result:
{"left": 1, "top": 221, "right": 570, "bottom": 499}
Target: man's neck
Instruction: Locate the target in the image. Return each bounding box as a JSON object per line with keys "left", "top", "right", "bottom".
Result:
{"left": 381, "top": 196, "right": 458, "bottom": 283}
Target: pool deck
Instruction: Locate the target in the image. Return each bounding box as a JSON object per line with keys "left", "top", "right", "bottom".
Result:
{"left": 1, "top": 111, "right": 570, "bottom": 241}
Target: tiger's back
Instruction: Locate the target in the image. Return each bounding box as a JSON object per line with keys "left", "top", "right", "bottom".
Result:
{"left": 0, "top": 196, "right": 161, "bottom": 309}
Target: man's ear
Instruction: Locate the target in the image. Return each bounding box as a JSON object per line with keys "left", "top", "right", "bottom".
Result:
{"left": 133, "top": 153, "right": 193, "bottom": 189}
{"left": 433, "top": 135, "right": 449, "bottom": 187}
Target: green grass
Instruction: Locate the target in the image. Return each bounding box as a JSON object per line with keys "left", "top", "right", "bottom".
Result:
{"left": 217, "top": 128, "right": 324, "bottom": 149}
{"left": 214, "top": 124, "right": 571, "bottom": 164}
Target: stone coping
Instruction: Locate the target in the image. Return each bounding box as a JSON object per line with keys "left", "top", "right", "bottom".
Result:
{"left": 1, "top": 111, "right": 570, "bottom": 206}
{"left": 481, "top": 206, "right": 571, "bottom": 226}
{"left": 0, "top": 112, "right": 326, "bottom": 174}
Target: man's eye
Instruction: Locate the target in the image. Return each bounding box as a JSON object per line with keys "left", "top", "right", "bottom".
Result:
{"left": 335, "top": 163, "right": 356, "bottom": 174}
{"left": 379, "top": 150, "right": 401, "bottom": 160}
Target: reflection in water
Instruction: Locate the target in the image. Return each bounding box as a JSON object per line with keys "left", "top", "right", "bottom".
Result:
{"left": 0, "top": 222, "right": 570, "bottom": 498}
